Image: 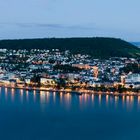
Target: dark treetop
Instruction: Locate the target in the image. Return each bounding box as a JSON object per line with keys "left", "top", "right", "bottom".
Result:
{"left": 0, "top": 37, "right": 140, "bottom": 58}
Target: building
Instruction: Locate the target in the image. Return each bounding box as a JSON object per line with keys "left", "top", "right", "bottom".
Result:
{"left": 93, "top": 66, "right": 99, "bottom": 78}
{"left": 72, "top": 64, "right": 91, "bottom": 69}
{"left": 125, "top": 74, "right": 140, "bottom": 88}
{"left": 125, "top": 74, "right": 140, "bottom": 83}
{"left": 40, "top": 78, "right": 56, "bottom": 86}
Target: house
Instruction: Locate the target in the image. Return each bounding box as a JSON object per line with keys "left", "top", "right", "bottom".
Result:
{"left": 9, "top": 79, "right": 17, "bottom": 87}
{"left": 40, "top": 78, "right": 56, "bottom": 86}
{"left": 72, "top": 64, "right": 91, "bottom": 69}
{"left": 125, "top": 74, "right": 140, "bottom": 88}
{"left": 25, "top": 78, "right": 31, "bottom": 84}
{"left": 125, "top": 74, "right": 140, "bottom": 83}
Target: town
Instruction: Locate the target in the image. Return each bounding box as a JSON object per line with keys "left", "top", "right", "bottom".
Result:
{"left": 0, "top": 48, "right": 140, "bottom": 95}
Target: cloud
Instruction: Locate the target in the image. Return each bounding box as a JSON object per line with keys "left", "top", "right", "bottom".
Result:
{"left": 0, "top": 22, "right": 140, "bottom": 41}
{"left": 0, "top": 22, "right": 97, "bottom": 30}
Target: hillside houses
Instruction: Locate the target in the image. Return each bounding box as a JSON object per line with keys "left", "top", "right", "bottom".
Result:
{"left": 0, "top": 48, "right": 139, "bottom": 91}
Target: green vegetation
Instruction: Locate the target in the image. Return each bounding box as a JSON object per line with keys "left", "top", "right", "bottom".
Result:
{"left": 120, "top": 63, "right": 140, "bottom": 73}
{"left": 53, "top": 64, "right": 82, "bottom": 73}
{"left": 0, "top": 37, "right": 140, "bottom": 58}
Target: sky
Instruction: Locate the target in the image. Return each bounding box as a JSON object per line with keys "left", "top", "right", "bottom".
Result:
{"left": 0, "top": 0, "right": 140, "bottom": 41}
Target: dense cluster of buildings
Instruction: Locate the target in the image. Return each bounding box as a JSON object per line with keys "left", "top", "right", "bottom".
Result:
{"left": 0, "top": 48, "right": 140, "bottom": 92}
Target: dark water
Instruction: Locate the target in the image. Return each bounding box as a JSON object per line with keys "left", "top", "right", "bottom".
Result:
{"left": 0, "top": 87, "right": 140, "bottom": 140}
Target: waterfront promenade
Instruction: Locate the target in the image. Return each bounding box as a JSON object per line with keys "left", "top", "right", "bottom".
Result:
{"left": 0, "top": 84, "right": 140, "bottom": 97}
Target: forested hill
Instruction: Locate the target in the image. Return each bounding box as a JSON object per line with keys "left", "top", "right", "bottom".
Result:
{"left": 0, "top": 37, "right": 140, "bottom": 58}
{"left": 131, "top": 42, "right": 140, "bottom": 47}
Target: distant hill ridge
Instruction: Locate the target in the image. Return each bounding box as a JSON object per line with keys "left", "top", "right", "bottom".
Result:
{"left": 0, "top": 37, "right": 140, "bottom": 58}
{"left": 131, "top": 42, "right": 140, "bottom": 47}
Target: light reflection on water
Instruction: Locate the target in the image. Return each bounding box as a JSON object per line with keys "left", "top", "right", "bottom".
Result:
{"left": 64, "top": 93, "right": 71, "bottom": 109}
{"left": 0, "top": 87, "right": 140, "bottom": 112}
{"left": 26, "top": 90, "right": 29, "bottom": 101}
{"left": 11, "top": 88, "right": 15, "bottom": 102}
{"left": 138, "top": 96, "right": 140, "bottom": 105}
{"left": 5, "top": 87, "right": 8, "bottom": 100}
{"left": 1, "top": 87, "right": 140, "bottom": 140}
{"left": 40, "top": 91, "right": 46, "bottom": 103}
{"left": 106, "top": 95, "right": 109, "bottom": 107}
{"left": 53, "top": 91, "right": 56, "bottom": 103}
{"left": 115, "top": 96, "right": 119, "bottom": 108}
{"left": 99, "top": 94, "right": 102, "bottom": 106}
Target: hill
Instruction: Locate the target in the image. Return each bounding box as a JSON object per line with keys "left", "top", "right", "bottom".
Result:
{"left": 0, "top": 37, "right": 140, "bottom": 58}
{"left": 131, "top": 42, "right": 140, "bottom": 47}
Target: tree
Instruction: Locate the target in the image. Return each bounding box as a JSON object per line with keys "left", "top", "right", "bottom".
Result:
{"left": 49, "top": 59, "right": 55, "bottom": 64}
{"left": 31, "top": 75, "right": 40, "bottom": 86}
{"left": 57, "top": 78, "right": 66, "bottom": 88}
{"left": 121, "top": 63, "right": 140, "bottom": 74}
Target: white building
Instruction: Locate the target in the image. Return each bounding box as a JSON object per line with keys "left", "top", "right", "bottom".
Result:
{"left": 40, "top": 78, "right": 56, "bottom": 86}
{"left": 125, "top": 74, "right": 140, "bottom": 88}
{"left": 125, "top": 74, "right": 140, "bottom": 83}
{"left": 25, "top": 78, "right": 31, "bottom": 84}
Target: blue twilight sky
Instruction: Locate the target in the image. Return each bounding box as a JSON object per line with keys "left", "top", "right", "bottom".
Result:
{"left": 0, "top": 0, "right": 140, "bottom": 41}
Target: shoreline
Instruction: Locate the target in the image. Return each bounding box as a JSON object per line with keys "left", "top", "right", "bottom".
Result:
{"left": 0, "top": 84, "right": 140, "bottom": 97}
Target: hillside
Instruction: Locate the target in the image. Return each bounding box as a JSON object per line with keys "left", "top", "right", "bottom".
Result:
{"left": 0, "top": 37, "right": 140, "bottom": 58}
{"left": 131, "top": 42, "right": 140, "bottom": 47}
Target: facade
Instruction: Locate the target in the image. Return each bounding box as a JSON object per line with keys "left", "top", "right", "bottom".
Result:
{"left": 72, "top": 64, "right": 91, "bottom": 69}
{"left": 125, "top": 74, "right": 140, "bottom": 83}
{"left": 125, "top": 74, "right": 140, "bottom": 88}
{"left": 40, "top": 78, "right": 56, "bottom": 86}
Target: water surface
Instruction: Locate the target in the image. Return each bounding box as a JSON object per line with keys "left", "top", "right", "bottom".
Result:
{"left": 0, "top": 87, "right": 140, "bottom": 140}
